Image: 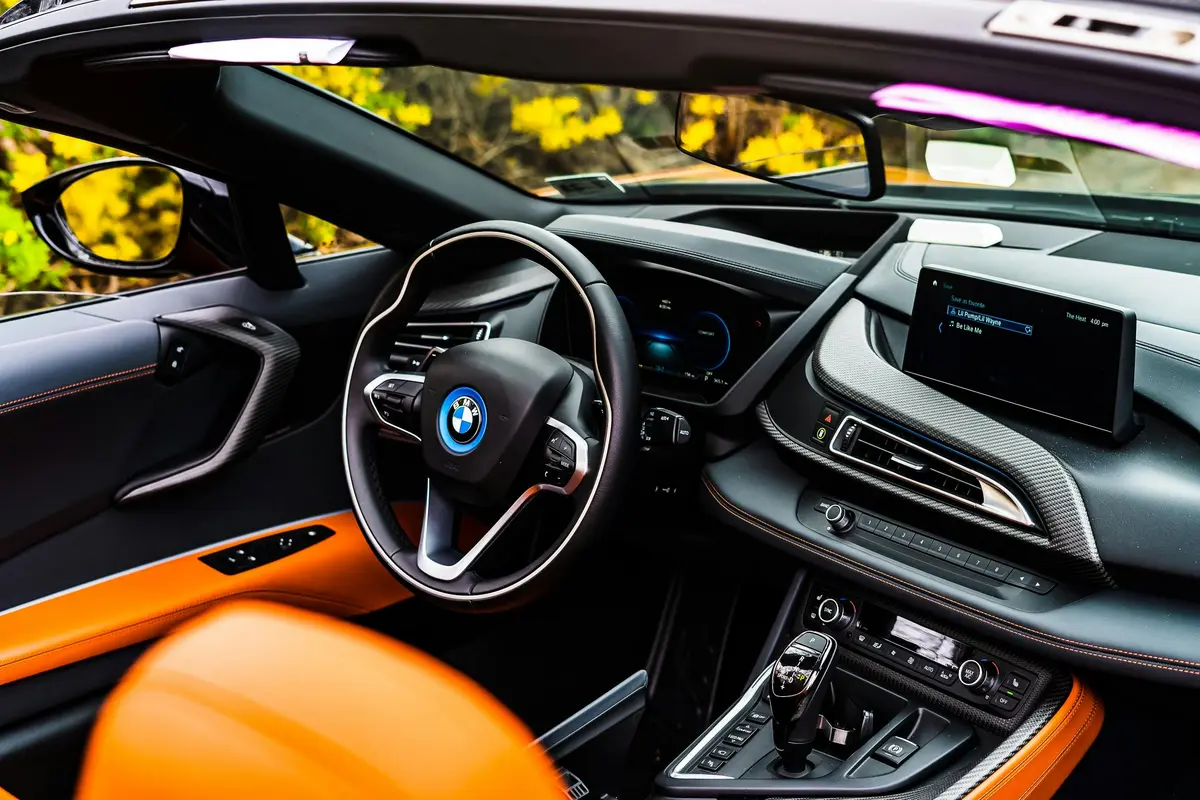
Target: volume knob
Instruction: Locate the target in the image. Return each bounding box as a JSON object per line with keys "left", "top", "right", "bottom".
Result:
{"left": 825, "top": 504, "right": 856, "bottom": 534}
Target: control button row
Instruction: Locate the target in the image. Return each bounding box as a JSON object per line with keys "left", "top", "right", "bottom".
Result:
{"left": 697, "top": 707, "right": 772, "bottom": 773}
{"left": 199, "top": 526, "right": 335, "bottom": 576}
{"left": 811, "top": 404, "right": 843, "bottom": 445}
{"left": 849, "top": 630, "right": 1022, "bottom": 715}
{"left": 540, "top": 427, "right": 578, "bottom": 489}
{"left": 813, "top": 499, "right": 1056, "bottom": 595}
{"left": 849, "top": 630, "right": 956, "bottom": 686}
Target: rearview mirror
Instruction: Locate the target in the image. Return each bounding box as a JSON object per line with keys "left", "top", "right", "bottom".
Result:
{"left": 675, "top": 93, "right": 885, "bottom": 200}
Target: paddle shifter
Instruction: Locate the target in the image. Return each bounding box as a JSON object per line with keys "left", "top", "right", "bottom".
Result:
{"left": 767, "top": 631, "right": 839, "bottom": 774}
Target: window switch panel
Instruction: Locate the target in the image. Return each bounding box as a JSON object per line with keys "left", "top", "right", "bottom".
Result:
{"left": 200, "top": 525, "right": 335, "bottom": 575}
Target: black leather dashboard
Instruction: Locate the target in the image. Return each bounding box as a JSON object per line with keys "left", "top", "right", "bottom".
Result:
{"left": 702, "top": 439, "right": 1200, "bottom": 686}
{"left": 533, "top": 205, "right": 1200, "bottom": 687}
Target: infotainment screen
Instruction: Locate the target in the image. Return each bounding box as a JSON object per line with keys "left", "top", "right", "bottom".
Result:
{"left": 903, "top": 267, "right": 1136, "bottom": 436}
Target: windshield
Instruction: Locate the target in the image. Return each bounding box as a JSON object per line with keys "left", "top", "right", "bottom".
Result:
{"left": 282, "top": 65, "right": 1200, "bottom": 233}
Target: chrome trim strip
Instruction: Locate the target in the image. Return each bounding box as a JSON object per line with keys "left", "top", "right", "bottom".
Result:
{"left": 415, "top": 418, "right": 590, "bottom": 581}
{"left": 668, "top": 667, "right": 771, "bottom": 780}
{"left": 828, "top": 415, "right": 1036, "bottom": 527}
{"left": 0, "top": 510, "right": 349, "bottom": 618}
{"left": 341, "top": 230, "right": 612, "bottom": 603}
{"left": 401, "top": 320, "right": 492, "bottom": 342}
{"left": 364, "top": 372, "right": 425, "bottom": 443}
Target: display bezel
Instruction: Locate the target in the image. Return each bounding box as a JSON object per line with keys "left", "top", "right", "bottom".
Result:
{"left": 903, "top": 266, "right": 1137, "bottom": 439}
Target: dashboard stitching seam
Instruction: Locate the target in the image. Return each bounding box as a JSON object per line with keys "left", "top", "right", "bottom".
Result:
{"left": 0, "top": 368, "right": 155, "bottom": 418}
{"left": 1013, "top": 692, "right": 1098, "bottom": 800}
{"left": 975, "top": 684, "right": 1085, "bottom": 800}
{"left": 552, "top": 229, "right": 825, "bottom": 289}
{"left": 701, "top": 475, "right": 1200, "bottom": 674}
{"left": 0, "top": 363, "right": 156, "bottom": 410}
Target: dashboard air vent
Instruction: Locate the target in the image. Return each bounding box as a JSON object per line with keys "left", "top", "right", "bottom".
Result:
{"left": 389, "top": 321, "right": 491, "bottom": 371}
{"left": 828, "top": 415, "right": 1035, "bottom": 527}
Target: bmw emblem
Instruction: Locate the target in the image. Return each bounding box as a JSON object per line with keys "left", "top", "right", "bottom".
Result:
{"left": 438, "top": 387, "right": 488, "bottom": 454}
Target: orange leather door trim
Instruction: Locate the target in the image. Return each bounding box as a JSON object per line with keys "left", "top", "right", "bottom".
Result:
{"left": 965, "top": 677, "right": 1103, "bottom": 800}
{"left": 0, "top": 510, "right": 414, "bottom": 688}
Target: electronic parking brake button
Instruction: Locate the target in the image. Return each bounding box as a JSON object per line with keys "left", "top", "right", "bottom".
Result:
{"left": 874, "top": 736, "right": 919, "bottom": 767}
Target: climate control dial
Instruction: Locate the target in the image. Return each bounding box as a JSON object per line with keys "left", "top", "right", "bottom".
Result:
{"left": 958, "top": 658, "right": 1000, "bottom": 695}
{"left": 816, "top": 597, "right": 856, "bottom": 632}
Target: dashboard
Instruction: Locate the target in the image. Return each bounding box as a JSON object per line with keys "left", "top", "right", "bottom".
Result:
{"left": 428, "top": 203, "right": 1200, "bottom": 687}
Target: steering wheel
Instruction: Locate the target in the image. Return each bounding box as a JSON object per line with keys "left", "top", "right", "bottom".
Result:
{"left": 342, "top": 221, "right": 638, "bottom": 609}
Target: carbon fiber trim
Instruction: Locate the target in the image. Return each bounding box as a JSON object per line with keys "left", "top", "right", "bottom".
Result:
{"left": 801, "top": 583, "right": 1054, "bottom": 735}
{"left": 117, "top": 306, "right": 300, "bottom": 503}
{"left": 759, "top": 403, "right": 1102, "bottom": 583}
{"left": 763, "top": 675, "right": 1073, "bottom": 800}
{"left": 806, "top": 299, "right": 1110, "bottom": 586}
{"left": 934, "top": 674, "right": 1074, "bottom": 800}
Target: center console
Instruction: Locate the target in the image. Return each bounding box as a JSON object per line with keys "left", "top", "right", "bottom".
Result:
{"left": 655, "top": 579, "right": 1056, "bottom": 798}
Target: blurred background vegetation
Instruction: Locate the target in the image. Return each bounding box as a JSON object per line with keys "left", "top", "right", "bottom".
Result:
{"left": 0, "top": 54, "right": 702, "bottom": 314}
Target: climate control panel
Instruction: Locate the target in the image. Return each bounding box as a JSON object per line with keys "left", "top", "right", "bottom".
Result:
{"left": 801, "top": 585, "right": 1043, "bottom": 718}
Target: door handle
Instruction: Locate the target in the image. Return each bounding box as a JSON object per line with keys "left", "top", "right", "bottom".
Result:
{"left": 116, "top": 306, "right": 300, "bottom": 503}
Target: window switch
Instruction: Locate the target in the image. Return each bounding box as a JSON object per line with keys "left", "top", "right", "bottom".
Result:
{"left": 201, "top": 525, "right": 334, "bottom": 575}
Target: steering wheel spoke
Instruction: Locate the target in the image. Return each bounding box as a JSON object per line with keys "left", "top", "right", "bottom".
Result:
{"left": 343, "top": 221, "right": 637, "bottom": 608}
{"left": 364, "top": 372, "right": 425, "bottom": 443}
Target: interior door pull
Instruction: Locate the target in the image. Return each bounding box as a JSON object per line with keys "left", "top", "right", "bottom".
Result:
{"left": 116, "top": 306, "right": 300, "bottom": 503}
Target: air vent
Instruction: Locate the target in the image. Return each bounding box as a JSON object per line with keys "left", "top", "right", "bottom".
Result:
{"left": 388, "top": 321, "right": 490, "bottom": 371}
{"left": 828, "top": 415, "right": 1034, "bottom": 527}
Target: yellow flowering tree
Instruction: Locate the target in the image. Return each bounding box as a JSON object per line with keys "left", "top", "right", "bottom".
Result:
{"left": 0, "top": 58, "right": 689, "bottom": 305}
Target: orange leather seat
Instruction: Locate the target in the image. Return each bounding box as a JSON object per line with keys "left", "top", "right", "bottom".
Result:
{"left": 75, "top": 601, "right": 565, "bottom": 800}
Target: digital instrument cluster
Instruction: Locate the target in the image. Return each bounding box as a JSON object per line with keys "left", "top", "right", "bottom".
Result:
{"left": 609, "top": 268, "right": 771, "bottom": 403}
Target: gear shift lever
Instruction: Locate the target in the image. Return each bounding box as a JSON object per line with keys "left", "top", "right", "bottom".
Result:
{"left": 767, "top": 632, "right": 839, "bottom": 774}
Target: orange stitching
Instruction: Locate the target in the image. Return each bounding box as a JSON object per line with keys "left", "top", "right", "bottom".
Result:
{"left": 977, "top": 685, "right": 1088, "bottom": 799}
{"left": 1015, "top": 696, "right": 1100, "bottom": 800}
{"left": 703, "top": 476, "right": 1200, "bottom": 676}
{"left": 0, "top": 368, "right": 154, "bottom": 419}
{"left": 0, "top": 363, "right": 156, "bottom": 410}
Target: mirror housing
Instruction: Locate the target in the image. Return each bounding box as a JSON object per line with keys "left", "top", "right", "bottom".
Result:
{"left": 675, "top": 93, "right": 886, "bottom": 201}
{"left": 21, "top": 157, "right": 244, "bottom": 277}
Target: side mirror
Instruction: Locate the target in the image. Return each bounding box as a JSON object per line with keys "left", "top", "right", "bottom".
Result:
{"left": 21, "top": 157, "right": 242, "bottom": 277}
{"left": 675, "top": 93, "right": 886, "bottom": 200}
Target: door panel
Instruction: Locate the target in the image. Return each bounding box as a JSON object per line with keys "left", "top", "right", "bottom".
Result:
{"left": 0, "top": 247, "right": 404, "bottom": 614}
{"left": 0, "top": 509, "right": 417, "bottom": 689}
{"left": 0, "top": 320, "right": 161, "bottom": 562}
